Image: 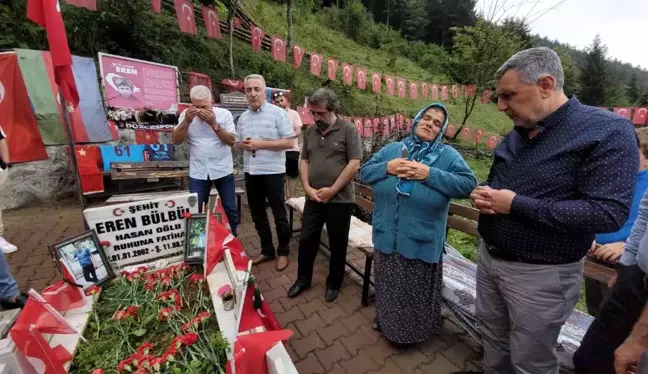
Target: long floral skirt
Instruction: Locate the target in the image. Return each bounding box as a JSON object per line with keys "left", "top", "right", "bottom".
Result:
{"left": 374, "top": 250, "right": 443, "bottom": 345}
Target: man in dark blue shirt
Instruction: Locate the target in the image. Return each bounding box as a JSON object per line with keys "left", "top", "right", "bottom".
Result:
{"left": 470, "top": 47, "right": 638, "bottom": 374}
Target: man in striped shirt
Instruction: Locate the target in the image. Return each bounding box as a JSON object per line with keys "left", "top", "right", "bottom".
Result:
{"left": 236, "top": 74, "right": 295, "bottom": 271}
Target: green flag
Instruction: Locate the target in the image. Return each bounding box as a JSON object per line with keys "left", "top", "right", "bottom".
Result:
{"left": 15, "top": 49, "right": 66, "bottom": 145}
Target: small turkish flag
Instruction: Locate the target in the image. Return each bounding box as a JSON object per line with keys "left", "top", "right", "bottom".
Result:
{"left": 431, "top": 85, "right": 439, "bottom": 101}
{"left": 75, "top": 145, "right": 103, "bottom": 194}
{"left": 310, "top": 53, "right": 322, "bottom": 77}
{"left": 468, "top": 85, "right": 476, "bottom": 97}
{"left": 385, "top": 76, "right": 395, "bottom": 96}
{"left": 226, "top": 330, "right": 293, "bottom": 374}
{"left": 42, "top": 281, "right": 87, "bottom": 313}
{"left": 293, "top": 45, "right": 305, "bottom": 69}
{"left": 202, "top": 6, "right": 222, "bottom": 39}
{"left": 613, "top": 107, "right": 632, "bottom": 120}
{"left": 445, "top": 124, "right": 457, "bottom": 137}
{"left": 474, "top": 128, "right": 484, "bottom": 143}
{"left": 372, "top": 118, "right": 380, "bottom": 135}
{"left": 409, "top": 81, "right": 418, "bottom": 100}
{"left": 232, "top": 17, "right": 242, "bottom": 29}
{"left": 188, "top": 71, "right": 213, "bottom": 92}
{"left": 356, "top": 68, "right": 367, "bottom": 90}
{"left": 381, "top": 117, "right": 390, "bottom": 135}
{"left": 270, "top": 35, "right": 287, "bottom": 62}
{"left": 634, "top": 108, "right": 648, "bottom": 125}
{"left": 10, "top": 328, "right": 71, "bottom": 374}
{"left": 250, "top": 25, "right": 265, "bottom": 52}
{"left": 452, "top": 84, "right": 458, "bottom": 99}
{"left": 396, "top": 78, "right": 406, "bottom": 98}
{"left": 397, "top": 113, "right": 404, "bottom": 130}
{"left": 481, "top": 89, "right": 492, "bottom": 104}
{"left": 460, "top": 126, "right": 472, "bottom": 140}
{"left": 28, "top": 0, "right": 80, "bottom": 106}
{"left": 487, "top": 135, "right": 500, "bottom": 149}
{"left": 173, "top": 0, "right": 197, "bottom": 34}
{"left": 13, "top": 290, "right": 81, "bottom": 335}
{"left": 135, "top": 130, "right": 159, "bottom": 144}
{"left": 65, "top": 0, "right": 97, "bottom": 10}
{"left": 222, "top": 79, "right": 244, "bottom": 91}
{"left": 354, "top": 118, "right": 363, "bottom": 136}
{"left": 371, "top": 72, "right": 381, "bottom": 93}
{"left": 421, "top": 82, "right": 429, "bottom": 98}
{"left": 327, "top": 58, "right": 338, "bottom": 81}
{"left": 151, "top": 0, "right": 161, "bottom": 12}
{"left": 441, "top": 85, "right": 449, "bottom": 101}
{"left": 342, "top": 63, "right": 353, "bottom": 85}
{"left": 389, "top": 116, "right": 396, "bottom": 132}
{"left": 461, "top": 85, "right": 467, "bottom": 95}
{"left": 364, "top": 118, "right": 373, "bottom": 137}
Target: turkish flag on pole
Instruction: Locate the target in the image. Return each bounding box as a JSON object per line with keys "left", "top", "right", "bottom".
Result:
{"left": 250, "top": 25, "right": 265, "bottom": 52}
{"left": 65, "top": 0, "right": 97, "bottom": 10}
{"left": 173, "top": 0, "right": 197, "bottom": 34}
{"left": 270, "top": 35, "right": 287, "bottom": 62}
{"left": 151, "top": 0, "right": 162, "bottom": 13}
{"left": 371, "top": 72, "right": 381, "bottom": 93}
{"left": 634, "top": 108, "right": 648, "bottom": 125}
{"left": 409, "top": 81, "right": 418, "bottom": 100}
{"left": 396, "top": 78, "right": 406, "bottom": 98}
{"left": 27, "top": 0, "right": 80, "bottom": 107}
{"left": 421, "top": 82, "right": 429, "bottom": 98}
{"left": 292, "top": 45, "right": 305, "bottom": 69}
{"left": 10, "top": 328, "right": 71, "bottom": 374}
{"left": 202, "top": 6, "right": 222, "bottom": 39}
{"left": 356, "top": 68, "right": 367, "bottom": 90}
{"left": 13, "top": 290, "right": 83, "bottom": 336}
{"left": 226, "top": 330, "right": 293, "bottom": 374}
{"left": 326, "top": 58, "right": 338, "bottom": 81}
{"left": 310, "top": 53, "right": 322, "bottom": 77}
{"left": 342, "top": 63, "right": 353, "bottom": 85}
{"left": 42, "top": 281, "right": 87, "bottom": 312}
{"left": 385, "top": 76, "right": 394, "bottom": 96}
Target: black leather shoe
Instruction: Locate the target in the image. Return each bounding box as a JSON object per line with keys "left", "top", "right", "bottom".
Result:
{"left": 324, "top": 288, "right": 339, "bottom": 303}
{"left": 0, "top": 293, "right": 28, "bottom": 310}
{"left": 287, "top": 279, "right": 311, "bottom": 298}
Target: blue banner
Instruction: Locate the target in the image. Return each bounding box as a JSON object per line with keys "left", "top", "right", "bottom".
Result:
{"left": 72, "top": 56, "right": 113, "bottom": 143}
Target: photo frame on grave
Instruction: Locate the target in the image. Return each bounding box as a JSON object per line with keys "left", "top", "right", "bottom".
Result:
{"left": 184, "top": 214, "right": 208, "bottom": 265}
{"left": 51, "top": 230, "right": 115, "bottom": 290}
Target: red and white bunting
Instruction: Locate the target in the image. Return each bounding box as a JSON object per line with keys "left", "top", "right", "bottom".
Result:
{"left": 293, "top": 45, "right": 305, "bottom": 69}
{"left": 460, "top": 126, "right": 472, "bottom": 140}
{"left": 613, "top": 107, "right": 632, "bottom": 120}
{"left": 270, "top": 35, "right": 287, "bottom": 62}
{"left": 371, "top": 72, "right": 381, "bottom": 93}
{"left": 486, "top": 135, "right": 500, "bottom": 149}
{"left": 201, "top": 6, "right": 222, "bottom": 39}
{"left": 356, "top": 68, "right": 367, "bottom": 90}
{"left": 250, "top": 25, "right": 265, "bottom": 52}
{"left": 441, "top": 85, "right": 449, "bottom": 101}
{"left": 409, "top": 81, "right": 418, "bottom": 100}
{"left": 396, "top": 78, "right": 406, "bottom": 98}
{"left": 445, "top": 124, "right": 457, "bottom": 137}
{"left": 481, "top": 89, "right": 493, "bottom": 104}
{"left": 452, "top": 84, "right": 458, "bottom": 99}
{"left": 327, "top": 58, "right": 338, "bottom": 81}
{"left": 385, "top": 76, "right": 394, "bottom": 96}
{"left": 421, "top": 82, "right": 429, "bottom": 98}
{"left": 634, "top": 108, "right": 648, "bottom": 125}
{"left": 232, "top": 17, "right": 242, "bottom": 30}
{"left": 342, "top": 63, "right": 354, "bottom": 85}
{"left": 173, "top": 0, "right": 197, "bottom": 34}
{"left": 468, "top": 85, "right": 476, "bottom": 97}
{"left": 363, "top": 118, "right": 373, "bottom": 137}
{"left": 310, "top": 53, "right": 322, "bottom": 77}
{"left": 354, "top": 118, "right": 363, "bottom": 135}
{"left": 474, "top": 128, "right": 484, "bottom": 143}
{"left": 431, "top": 85, "right": 439, "bottom": 101}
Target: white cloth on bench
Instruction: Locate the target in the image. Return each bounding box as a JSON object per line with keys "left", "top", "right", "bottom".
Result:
{"left": 286, "top": 196, "right": 593, "bottom": 369}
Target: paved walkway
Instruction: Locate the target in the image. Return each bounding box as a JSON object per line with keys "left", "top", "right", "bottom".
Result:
{"left": 4, "top": 199, "right": 483, "bottom": 373}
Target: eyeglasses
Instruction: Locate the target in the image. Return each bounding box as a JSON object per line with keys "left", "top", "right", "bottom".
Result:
{"left": 310, "top": 110, "right": 328, "bottom": 117}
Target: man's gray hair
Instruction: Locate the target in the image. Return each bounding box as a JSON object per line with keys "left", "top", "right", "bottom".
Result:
{"left": 189, "top": 85, "right": 212, "bottom": 101}
{"left": 308, "top": 88, "right": 341, "bottom": 113}
{"left": 244, "top": 74, "right": 266, "bottom": 88}
{"left": 495, "top": 47, "right": 564, "bottom": 90}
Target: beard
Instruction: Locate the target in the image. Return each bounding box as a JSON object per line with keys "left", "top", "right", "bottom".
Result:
{"left": 315, "top": 120, "right": 329, "bottom": 131}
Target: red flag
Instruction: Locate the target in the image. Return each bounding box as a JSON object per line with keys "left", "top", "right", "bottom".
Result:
{"left": 205, "top": 212, "right": 248, "bottom": 275}
{"left": 385, "top": 76, "right": 394, "bottom": 96}
{"left": 396, "top": 78, "right": 406, "bottom": 98}
{"left": 613, "top": 107, "right": 632, "bottom": 120}
{"left": 270, "top": 35, "right": 286, "bottom": 62}
{"left": 445, "top": 124, "right": 457, "bottom": 138}
{"left": 486, "top": 135, "right": 500, "bottom": 149}
{"left": 452, "top": 84, "right": 458, "bottom": 99}
{"left": 381, "top": 117, "right": 390, "bottom": 136}
{"left": 10, "top": 329, "right": 70, "bottom": 374}
{"left": 460, "top": 126, "right": 472, "bottom": 140}
{"left": 292, "top": 45, "right": 305, "bottom": 69}
{"left": 237, "top": 286, "right": 283, "bottom": 332}
{"left": 310, "top": 53, "right": 322, "bottom": 77}
{"left": 369, "top": 72, "right": 381, "bottom": 93}
{"left": 188, "top": 71, "right": 213, "bottom": 93}
{"left": 363, "top": 118, "right": 373, "bottom": 137}
{"left": 232, "top": 17, "right": 241, "bottom": 30}
{"left": 221, "top": 79, "right": 244, "bottom": 91}
{"left": 421, "top": 82, "right": 429, "bottom": 98}
{"left": 474, "top": 128, "right": 484, "bottom": 143}
{"left": 13, "top": 291, "right": 79, "bottom": 335}
{"left": 481, "top": 89, "right": 492, "bottom": 104}
{"left": 0, "top": 55, "right": 48, "bottom": 163}
{"left": 397, "top": 113, "right": 403, "bottom": 129}
{"left": 212, "top": 197, "right": 233, "bottom": 233}
{"left": 151, "top": 0, "right": 161, "bottom": 13}
{"left": 65, "top": 0, "right": 96, "bottom": 10}
{"left": 202, "top": 6, "right": 222, "bottom": 39}
{"left": 461, "top": 85, "right": 467, "bottom": 95}
{"left": 27, "top": 0, "right": 80, "bottom": 106}
{"left": 409, "top": 81, "right": 418, "bottom": 100}
{"left": 354, "top": 118, "right": 363, "bottom": 136}
{"left": 42, "top": 281, "right": 86, "bottom": 312}
{"left": 634, "top": 108, "right": 648, "bottom": 125}
{"left": 431, "top": 85, "right": 439, "bottom": 101}
{"left": 342, "top": 63, "right": 353, "bottom": 85}
{"left": 441, "top": 85, "right": 449, "bottom": 101}
{"left": 226, "top": 330, "right": 292, "bottom": 374}
{"left": 326, "top": 58, "right": 338, "bottom": 81}
{"left": 108, "top": 120, "right": 119, "bottom": 140}
{"left": 250, "top": 25, "right": 265, "bottom": 52}
{"left": 468, "top": 85, "right": 476, "bottom": 97}
{"left": 75, "top": 145, "right": 103, "bottom": 194}
{"left": 173, "top": 0, "right": 197, "bottom": 34}
{"left": 372, "top": 118, "right": 380, "bottom": 135}
{"left": 389, "top": 116, "right": 396, "bottom": 132}
{"left": 356, "top": 68, "right": 367, "bottom": 90}
{"left": 135, "top": 130, "right": 160, "bottom": 144}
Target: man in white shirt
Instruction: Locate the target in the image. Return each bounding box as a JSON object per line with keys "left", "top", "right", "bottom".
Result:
{"left": 0, "top": 126, "right": 17, "bottom": 254}
{"left": 272, "top": 91, "right": 303, "bottom": 200}
{"left": 236, "top": 74, "right": 295, "bottom": 271}
{"left": 172, "top": 85, "right": 238, "bottom": 235}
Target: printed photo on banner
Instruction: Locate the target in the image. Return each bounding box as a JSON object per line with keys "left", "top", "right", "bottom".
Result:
{"left": 83, "top": 193, "right": 200, "bottom": 269}
{"left": 184, "top": 214, "right": 207, "bottom": 264}
{"left": 51, "top": 230, "right": 115, "bottom": 290}
{"left": 98, "top": 52, "right": 180, "bottom": 111}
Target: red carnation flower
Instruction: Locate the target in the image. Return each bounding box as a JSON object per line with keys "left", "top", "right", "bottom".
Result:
{"left": 180, "top": 332, "right": 199, "bottom": 346}
{"left": 190, "top": 273, "right": 205, "bottom": 284}
{"left": 137, "top": 342, "right": 154, "bottom": 355}
{"left": 85, "top": 285, "right": 101, "bottom": 296}
{"left": 197, "top": 311, "right": 212, "bottom": 322}
{"left": 158, "top": 307, "right": 173, "bottom": 321}
{"left": 161, "top": 276, "right": 172, "bottom": 287}
{"left": 100, "top": 240, "right": 111, "bottom": 247}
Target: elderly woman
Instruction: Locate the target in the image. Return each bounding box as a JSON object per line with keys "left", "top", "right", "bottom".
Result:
{"left": 359, "top": 103, "right": 476, "bottom": 347}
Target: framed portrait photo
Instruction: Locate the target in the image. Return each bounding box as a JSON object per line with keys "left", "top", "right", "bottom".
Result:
{"left": 185, "top": 214, "right": 208, "bottom": 264}
{"left": 51, "top": 230, "right": 115, "bottom": 290}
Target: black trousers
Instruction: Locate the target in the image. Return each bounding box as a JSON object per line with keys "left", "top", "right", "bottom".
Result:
{"left": 585, "top": 276, "right": 610, "bottom": 318}
{"left": 244, "top": 173, "right": 291, "bottom": 257}
{"left": 82, "top": 263, "right": 98, "bottom": 283}
{"left": 297, "top": 200, "right": 353, "bottom": 290}
{"left": 574, "top": 264, "right": 648, "bottom": 374}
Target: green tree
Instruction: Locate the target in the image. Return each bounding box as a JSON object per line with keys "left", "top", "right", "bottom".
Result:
{"left": 580, "top": 35, "right": 610, "bottom": 106}
{"left": 628, "top": 73, "right": 640, "bottom": 104}
{"left": 554, "top": 47, "right": 581, "bottom": 97}
{"left": 445, "top": 19, "right": 522, "bottom": 135}
{"left": 400, "top": 0, "right": 429, "bottom": 40}
{"left": 425, "top": 0, "right": 477, "bottom": 48}
{"left": 500, "top": 18, "right": 533, "bottom": 48}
